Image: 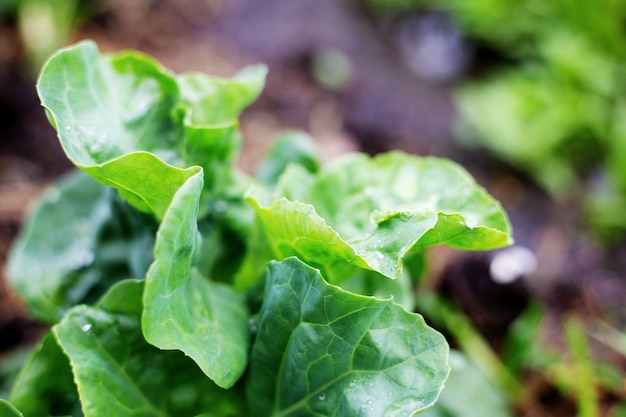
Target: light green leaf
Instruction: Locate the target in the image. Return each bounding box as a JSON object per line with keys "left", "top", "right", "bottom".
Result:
{"left": 37, "top": 41, "right": 266, "bottom": 220}
{"left": 142, "top": 170, "right": 249, "bottom": 388}
{"left": 246, "top": 257, "right": 450, "bottom": 417}
{"left": 0, "top": 400, "right": 24, "bottom": 417}
{"left": 246, "top": 152, "right": 511, "bottom": 283}
{"left": 36, "top": 40, "right": 201, "bottom": 220}
{"left": 177, "top": 64, "right": 266, "bottom": 193}
{"left": 9, "top": 333, "right": 80, "bottom": 417}
{"left": 53, "top": 280, "right": 245, "bottom": 417}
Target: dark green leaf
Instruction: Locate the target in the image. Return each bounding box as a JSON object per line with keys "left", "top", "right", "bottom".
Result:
{"left": 53, "top": 279, "right": 245, "bottom": 417}
{"left": 246, "top": 257, "right": 450, "bottom": 417}
{"left": 0, "top": 400, "right": 24, "bottom": 417}
{"left": 9, "top": 333, "right": 80, "bottom": 417}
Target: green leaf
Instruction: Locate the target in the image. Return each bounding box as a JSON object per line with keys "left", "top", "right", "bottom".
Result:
{"left": 36, "top": 40, "right": 201, "bottom": 220}
{"left": 178, "top": 64, "right": 267, "bottom": 125}
{"left": 177, "top": 65, "right": 266, "bottom": 194}
{"left": 9, "top": 333, "right": 80, "bottom": 417}
{"left": 6, "top": 170, "right": 157, "bottom": 323}
{"left": 246, "top": 152, "right": 511, "bottom": 283}
{"left": 37, "top": 40, "right": 266, "bottom": 220}
{"left": 0, "top": 400, "right": 24, "bottom": 417}
{"left": 142, "top": 170, "right": 250, "bottom": 388}
{"left": 246, "top": 257, "right": 450, "bottom": 417}
{"left": 53, "top": 279, "right": 245, "bottom": 417}
{"left": 255, "top": 130, "right": 320, "bottom": 185}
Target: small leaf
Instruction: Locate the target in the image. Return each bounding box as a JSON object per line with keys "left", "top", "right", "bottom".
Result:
{"left": 255, "top": 131, "right": 320, "bottom": 185}
{"left": 177, "top": 65, "right": 266, "bottom": 193}
{"left": 142, "top": 170, "right": 250, "bottom": 388}
{"left": 53, "top": 280, "right": 245, "bottom": 417}
{"left": 246, "top": 257, "right": 450, "bottom": 417}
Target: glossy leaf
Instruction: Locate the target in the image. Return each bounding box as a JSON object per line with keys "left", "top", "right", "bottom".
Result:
{"left": 246, "top": 152, "right": 511, "bottom": 283}
{"left": 246, "top": 257, "right": 450, "bottom": 417}
{"left": 53, "top": 279, "right": 245, "bottom": 417}
{"left": 37, "top": 40, "right": 192, "bottom": 219}
{"left": 37, "top": 40, "right": 266, "bottom": 220}
{"left": 142, "top": 170, "right": 249, "bottom": 388}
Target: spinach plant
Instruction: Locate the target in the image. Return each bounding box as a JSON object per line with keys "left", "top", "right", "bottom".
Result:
{"left": 2, "top": 41, "right": 512, "bottom": 417}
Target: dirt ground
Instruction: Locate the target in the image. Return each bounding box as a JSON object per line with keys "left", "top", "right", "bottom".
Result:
{"left": 1, "top": 0, "right": 625, "bottom": 415}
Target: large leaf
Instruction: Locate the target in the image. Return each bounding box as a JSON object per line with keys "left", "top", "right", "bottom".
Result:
{"left": 53, "top": 279, "right": 245, "bottom": 417}
{"left": 6, "top": 170, "right": 157, "bottom": 323}
{"left": 37, "top": 40, "right": 195, "bottom": 219}
{"left": 246, "top": 152, "right": 511, "bottom": 283}
{"left": 246, "top": 257, "right": 450, "bottom": 417}
{"left": 37, "top": 40, "right": 266, "bottom": 220}
{"left": 142, "top": 170, "right": 249, "bottom": 389}
{"left": 9, "top": 333, "right": 80, "bottom": 417}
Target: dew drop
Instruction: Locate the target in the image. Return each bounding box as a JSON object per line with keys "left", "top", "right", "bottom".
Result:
{"left": 81, "top": 323, "right": 92, "bottom": 332}
{"left": 65, "top": 126, "right": 71, "bottom": 131}
{"left": 375, "top": 251, "right": 385, "bottom": 260}
{"left": 318, "top": 393, "right": 326, "bottom": 401}
{"left": 248, "top": 318, "right": 258, "bottom": 334}
{"left": 349, "top": 380, "right": 356, "bottom": 388}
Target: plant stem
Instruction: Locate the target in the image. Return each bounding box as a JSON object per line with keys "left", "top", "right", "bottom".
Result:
{"left": 565, "top": 316, "right": 600, "bottom": 417}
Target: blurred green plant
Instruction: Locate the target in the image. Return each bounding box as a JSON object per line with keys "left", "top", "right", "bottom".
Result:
{"left": 445, "top": 0, "right": 626, "bottom": 240}
{"left": 357, "top": 0, "right": 626, "bottom": 240}
{"left": 1, "top": 0, "right": 98, "bottom": 73}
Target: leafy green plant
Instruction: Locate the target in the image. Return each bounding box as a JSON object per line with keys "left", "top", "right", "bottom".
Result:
{"left": 2, "top": 40, "right": 512, "bottom": 416}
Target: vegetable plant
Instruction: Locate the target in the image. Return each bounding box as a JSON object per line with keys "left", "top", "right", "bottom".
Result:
{"left": 2, "top": 40, "right": 512, "bottom": 417}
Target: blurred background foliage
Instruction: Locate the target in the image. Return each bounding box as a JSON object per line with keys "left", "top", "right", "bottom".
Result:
{"left": 1, "top": 0, "right": 100, "bottom": 73}
{"left": 360, "top": 0, "right": 626, "bottom": 240}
